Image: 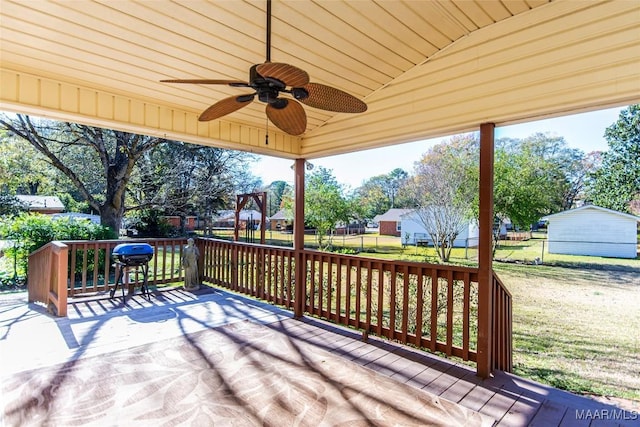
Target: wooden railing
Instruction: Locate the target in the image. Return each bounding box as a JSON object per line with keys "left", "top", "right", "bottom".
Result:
{"left": 28, "top": 236, "right": 512, "bottom": 373}
{"left": 200, "top": 238, "right": 492, "bottom": 366}
{"left": 62, "top": 238, "right": 188, "bottom": 296}
{"left": 301, "top": 250, "right": 480, "bottom": 362}
{"left": 201, "top": 238, "right": 295, "bottom": 310}
{"left": 492, "top": 271, "right": 513, "bottom": 372}
{"left": 26, "top": 238, "right": 188, "bottom": 313}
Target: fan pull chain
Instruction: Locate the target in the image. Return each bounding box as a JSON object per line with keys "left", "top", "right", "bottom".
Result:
{"left": 265, "top": 114, "right": 269, "bottom": 145}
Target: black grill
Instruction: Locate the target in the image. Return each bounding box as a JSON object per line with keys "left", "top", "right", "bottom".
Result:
{"left": 110, "top": 243, "right": 154, "bottom": 301}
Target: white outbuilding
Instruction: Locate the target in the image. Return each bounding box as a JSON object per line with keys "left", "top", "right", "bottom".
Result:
{"left": 542, "top": 205, "right": 640, "bottom": 259}
{"left": 400, "top": 210, "right": 479, "bottom": 248}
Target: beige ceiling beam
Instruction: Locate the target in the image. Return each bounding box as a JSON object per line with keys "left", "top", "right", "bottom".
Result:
{"left": 0, "top": 68, "right": 302, "bottom": 159}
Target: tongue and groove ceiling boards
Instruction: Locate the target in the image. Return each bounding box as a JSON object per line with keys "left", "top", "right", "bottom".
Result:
{"left": 1, "top": 0, "right": 639, "bottom": 159}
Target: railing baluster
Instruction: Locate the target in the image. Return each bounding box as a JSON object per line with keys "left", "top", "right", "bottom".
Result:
{"left": 401, "top": 265, "right": 409, "bottom": 344}
{"left": 446, "top": 269, "right": 454, "bottom": 357}
{"left": 345, "top": 258, "right": 352, "bottom": 327}
{"left": 365, "top": 260, "right": 372, "bottom": 333}
{"left": 92, "top": 242, "right": 99, "bottom": 291}
{"left": 355, "top": 259, "right": 362, "bottom": 330}
{"left": 335, "top": 256, "right": 342, "bottom": 323}
{"left": 81, "top": 242, "right": 88, "bottom": 292}
{"left": 415, "top": 270, "right": 424, "bottom": 347}
{"left": 376, "top": 263, "right": 383, "bottom": 337}
{"left": 389, "top": 263, "right": 396, "bottom": 340}
{"left": 430, "top": 268, "right": 438, "bottom": 353}
{"left": 463, "top": 271, "right": 470, "bottom": 361}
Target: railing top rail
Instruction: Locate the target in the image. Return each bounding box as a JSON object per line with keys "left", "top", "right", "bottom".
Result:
{"left": 301, "top": 247, "right": 479, "bottom": 274}
{"left": 61, "top": 237, "right": 189, "bottom": 245}
{"left": 199, "top": 237, "right": 479, "bottom": 275}
{"left": 198, "top": 236, "right": 295, "bottom": 252}
{"left": 29, "top": 240, "right": 69, "bottom": 257}
{"left": 492, "top": 271, "right": 512, "bottom": 297}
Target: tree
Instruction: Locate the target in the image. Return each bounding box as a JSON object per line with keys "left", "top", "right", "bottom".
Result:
{"left": 354, "top": 168, "right": 410, "bottom": 220}
{"left": 305, "top": 167, "right": 351, "bottom": 249}
{"left": 494, "top": 133, "right": 587, "bottom": 229}
{"left": 265, "top": 180, "right": 291, "bottom": 216}
{"left": 409, "top": 135, "right": 478, "bottom": 262}
{"left": 0, "top": 193, "right": 26, "bottom": 217}
{"left": 129, "top": 141, "right": 260, "bottom": 222}
{"left": 587, "top": 105, "right": 640, "bottom": 213}
{"left": 281, "top": 167, "right": 350, "bottom": 249}
{"left": 0, "top": 115, "right": 262, "bottom": 233}
{"left": 0, "top": 115, "right": 167, "bottom": 232}
{"left": 0, "top": 129, "right": 60, "bottom": 195}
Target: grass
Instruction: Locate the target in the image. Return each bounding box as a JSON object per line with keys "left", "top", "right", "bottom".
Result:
{"left": 494, "top": 262, "right": 640, "bottom": 401}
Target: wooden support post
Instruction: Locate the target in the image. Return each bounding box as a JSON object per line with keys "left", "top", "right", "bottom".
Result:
{"left": 477, "top": 122, "right": 495, "bottom": 378}
{"left": 51, "top": 242, "right": 69, "bottom": 317}
{"left": 293, "top": 159, "right": 306, "bottom": 319}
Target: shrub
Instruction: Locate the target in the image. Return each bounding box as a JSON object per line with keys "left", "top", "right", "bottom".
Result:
{"left": 0, "top": 213, "right": 115, "bottom": 277}
{"left": 125, "top": 210, "right": 179, "bottom": 238}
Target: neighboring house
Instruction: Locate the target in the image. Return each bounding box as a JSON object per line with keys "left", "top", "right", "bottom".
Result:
{"left": 212, "top": 209, "right": 267, "bottom": 229}
{"left": 161, "top": 216, "right": 197, "bottom": 231}
{"left": 334, "top": 221, "right": 366, "bottom": 235}
{"left": 374, "top": 209, "right": 413, "bottom": 237}
{"left": 270, "top": 209, "right": 291, "bottom": 231}
{"left": 542, "top": 205, "right": 640, "bottom": 258}
{"left": 51, "top": 213, "right": 101, "bottom": 224}
{"left": 400, "top": 210, "right": 479, "bottom": 247}
{"left": 15, "top": 195, "right": 64, "bottom": 214}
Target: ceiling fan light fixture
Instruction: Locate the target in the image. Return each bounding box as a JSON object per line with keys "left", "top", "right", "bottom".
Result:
{"left": 271, "top": 98, "right": 288, "bottom": 109}
{"left": 258, "top": 89, "right": 280, "bottom": 104}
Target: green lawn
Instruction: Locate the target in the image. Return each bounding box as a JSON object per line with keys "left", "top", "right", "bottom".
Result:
{"left": 495, "top": 262, "right": 640, "bottom": 401}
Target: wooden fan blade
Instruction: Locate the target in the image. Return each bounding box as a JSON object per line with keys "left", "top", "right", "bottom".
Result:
{"left": 161, "top": 79, "right": 249, "bottom": 87}
{"left": 299, "top": 83, "right": 367, "bottom": 113}
{"left": 266, "top": 99, "right": 307, "bottom": 135}
{"left": 199, "top": 94, "right": 254, "bottom": 121}
{"left": 256, "top": 63, "right": 309, "bottom": 87}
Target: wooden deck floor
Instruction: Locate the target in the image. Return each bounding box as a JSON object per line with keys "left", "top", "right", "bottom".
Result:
{"left": 1, "top": 287, "right": 637, "bottom": 426}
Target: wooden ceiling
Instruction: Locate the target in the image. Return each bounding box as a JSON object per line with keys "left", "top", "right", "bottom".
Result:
{"left": 1, "top": 0, "right": 639, "bottom": 159}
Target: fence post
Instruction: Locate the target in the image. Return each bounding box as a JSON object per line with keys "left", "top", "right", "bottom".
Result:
{"left": 541, "top": 240, "right": 545, "bottom": 264}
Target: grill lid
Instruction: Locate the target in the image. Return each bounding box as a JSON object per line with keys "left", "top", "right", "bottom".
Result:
{"left": 112, "top": 243, "right": 154, "bottom": 257}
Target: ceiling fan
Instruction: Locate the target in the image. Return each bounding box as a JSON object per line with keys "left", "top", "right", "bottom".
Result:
{"left": 161, "top": 0, "right": 367, "bottom": 136}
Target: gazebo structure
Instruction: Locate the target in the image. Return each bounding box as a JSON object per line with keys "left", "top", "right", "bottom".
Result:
{"left": 1, "top": 0, "right": 639, "bottom": 383}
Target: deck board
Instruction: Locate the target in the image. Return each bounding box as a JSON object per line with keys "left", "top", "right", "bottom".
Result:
{"left": 1, "top": 288, "right": 637, "bottom": 427}
{"left": 529, "top": 399, "right": 570, "bottom": 426}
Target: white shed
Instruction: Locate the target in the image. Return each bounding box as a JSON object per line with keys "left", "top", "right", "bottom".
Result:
{"left": 400, "top": 210, "right": 479, "bottom": 248}
{"left": 542, "top": 205, "right": 640, "bottom": 259}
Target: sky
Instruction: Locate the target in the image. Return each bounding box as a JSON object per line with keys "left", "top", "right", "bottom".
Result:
{"left": 251, "top": 106, "right": 626, "bottom": 190}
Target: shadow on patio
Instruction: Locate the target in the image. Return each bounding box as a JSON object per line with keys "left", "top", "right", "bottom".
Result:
{"left": 0, "top": 287, "right": 636, "bottom": 426}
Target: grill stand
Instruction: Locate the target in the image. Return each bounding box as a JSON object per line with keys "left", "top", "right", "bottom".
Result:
{"left": 110, "top": 261, "right": 151, "bottom": 302}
